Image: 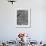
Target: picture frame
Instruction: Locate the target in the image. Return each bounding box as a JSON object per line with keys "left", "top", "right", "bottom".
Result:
{"left": 16, "top": 8, "right": 31, "bottom": 28}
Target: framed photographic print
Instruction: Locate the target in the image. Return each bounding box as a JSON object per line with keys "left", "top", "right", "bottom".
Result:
{"left": 16, "top": 8, "right": 31, "bottom": 28}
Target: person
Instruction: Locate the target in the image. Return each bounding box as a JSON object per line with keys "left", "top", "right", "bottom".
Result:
{"left": 17, "top": 13, "right": 23, "bottom": 25}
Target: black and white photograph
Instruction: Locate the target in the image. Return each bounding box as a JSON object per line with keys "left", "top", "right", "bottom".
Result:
{"left": 16, "top": 8, "right": 31, "bottom": 28}
{"left": 17, "top": 10, "right": 28, "bottom": 25}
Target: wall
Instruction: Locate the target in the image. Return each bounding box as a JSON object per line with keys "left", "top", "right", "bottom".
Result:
{"left": 0, "top": 0, "right": 46, "bottom": 41}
